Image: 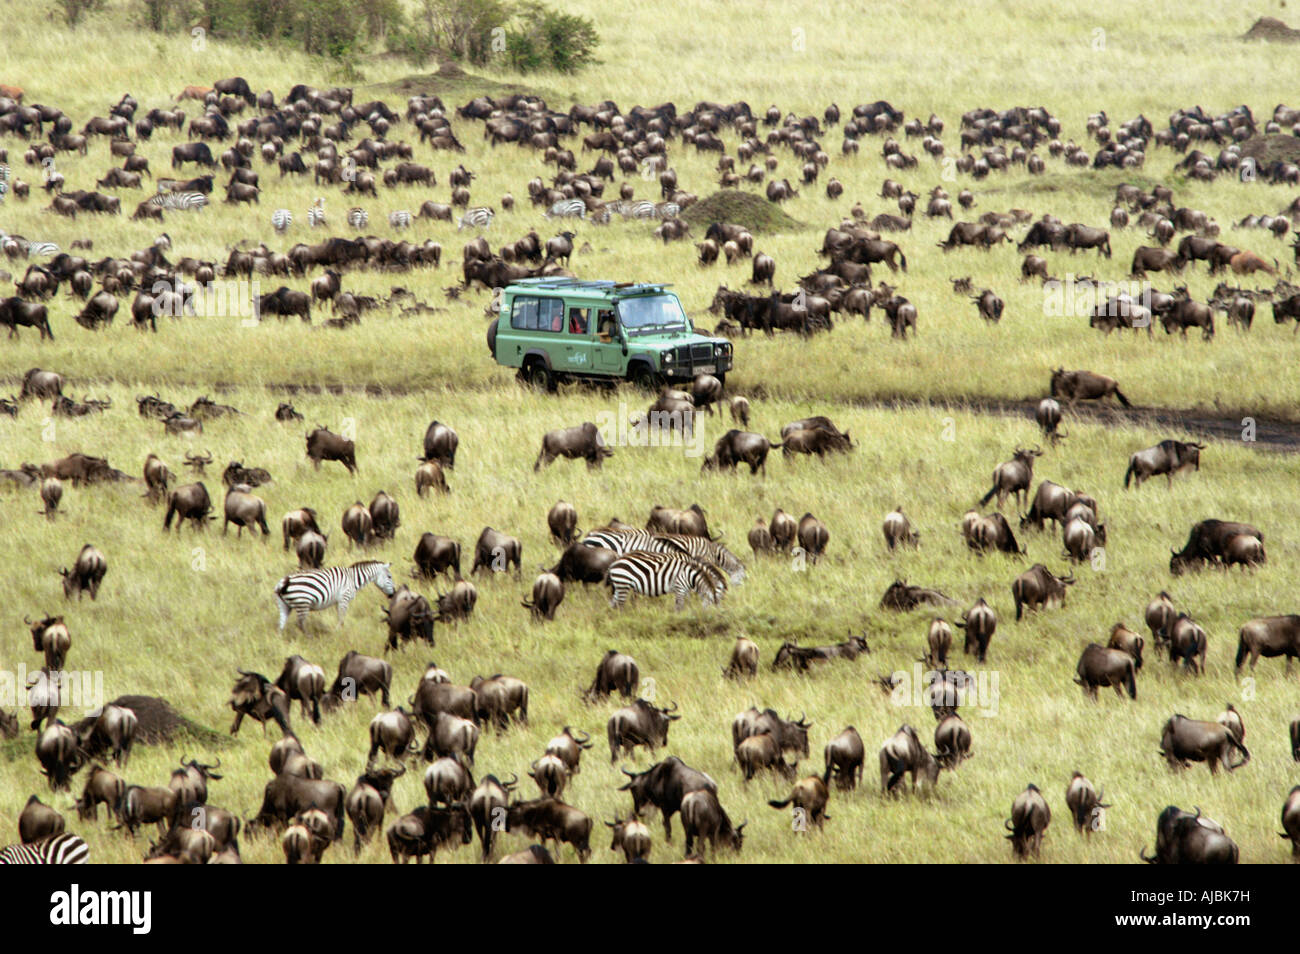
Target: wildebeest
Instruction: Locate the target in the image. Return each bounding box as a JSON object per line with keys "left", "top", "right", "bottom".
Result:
{"left": 934, "top": 713, "right": 972, "bottom": 769}
{"left": 1169, "top": 519, "right": 1263, "bottom": 575}
{"left": 469, "top": 673, "right": 529, "bottom": 730}
{"left": 772, "top": 635, "right": 869, "bottom": 671}
{"left": 386, "top": 804, "right": 473, "bottom": 864}
{"left": 422, "top": 420, "right": 459, "bottom": 468}
{"left": 325, "top": 650, "right": 393, "bottom": 709}
{"left": 341, "top": 502, "right": 373, "bottom": 549}
{"left": 965, "top": 511, "right": 1024, "bottom": 555}
{"left": 822, "top": 726, "right": 865, "bottom": 790}
{"left": 797, "top": 512, "right": 829, "bottom": 563}
{"left": 879, "top": 579, "right": 958, "bottom": 611}
{"left": 469, "top": 773, "right": 517, "bottom": 860}
{"left": 1074, "top": 644, "right": 1138, "bottom": 700}
{"left": 228, "top": 669, "right": 291, "bottom": 736}
{"left": 35, "top": 720, "right": 85, "bottom": 791}
{"left": 504, "top": 797, "right": 592, "bottom": 863}
{"left": 1049, "top": 368, "right": 1131, "bottom": 407}
{"left": 413, "top": 533, "right": 461, "bottom": 582}
{"left": 1166, "top": 613, "right": 1208, "bottom": 673}
{"left": 585, "top": 650, "right": 639, "bottom": 701}
{"left": 1281, "top": 786, "right": 1300, "bottom": 858}
{"left": 979, "top": 446, "right": 1042, "bottom": 510}
{"left": 1011, "top": 564, "right": 1074, "bottom": 620}
{"left": 28, "top": 615, "right": 71, "bottom": 670}
{"left": 1141, "top": 806, "right": 1238, "bottom": 864}
{"left": 470, "top": 527, "right": 522, "bottom": 577}
{"left": 61, "top": 544, "right": 107, "bottom": 600}
{"left": 545, "top": 727, "right": 593, "bottom": 778}
{"left": 75, "top": 764, "right": 126, "bottom": 823}
{"left": 1107, "top": 623, "right": 1145, "bottom": 670}
{"left": 607, "top": 814, "right": 653, "bottom": 862}
{"left": 882, "top": 507, "right": 920, "bottom": 550}
{"left": 276, "top": 655, "right": 327, "bottom": 725}
{"left": 1234, "top": 615, "right": 1300, "bottom": 674}
{"left": 955, "top": 599, "right": 997, "bottom": 662}
{"left": 879, "top": 725, "right": 940, "bottom": 793}
{"left": 607, "top": 698, "right": 680, "bottom": 762}
{"left": 1006, "top": 784, "right": 1051, "bottom": 858}
{"left": 547, "top": 501, "right": 579, "bottom": 545}
{"left": 701, "top": 429, "right": 781, "bottom": 475}
{"left": 768, "top": 776, "right": 830, "bottom": 828}
{"left": 1065, "top": 772, "right": 1109, "bottom": 835}
{"left": 305, "top": 427, "right": 357, "bottom": 473}
{"left": 223, "top": 485, "right": 269, "bottom": 537}
{"left": 1159, "top": 714, "right": 1250, "bottom": 774}
{"left": 521, "top": 572, "right": 564, "bottom": 622}
{"left": 1124, "top": 439, "right": 1204, "bottom": 489}
{"left": 75, "top": 703, "right": 138, "bottom": 769}
{"left": 679, "top": 789, "right": 745, "bottom": 857}
{"left": 534, "top": 422, "right": 613, "bottom": 470}
{"left": 346, "top": 765, "right": 404, "bottom": 853}
{"left": 722, "top": 636, "right": 760, "bottom": 679}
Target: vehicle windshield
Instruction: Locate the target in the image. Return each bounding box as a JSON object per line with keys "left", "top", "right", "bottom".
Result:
{"left": 616, "top": 294, "right": 689, "bottom": 335}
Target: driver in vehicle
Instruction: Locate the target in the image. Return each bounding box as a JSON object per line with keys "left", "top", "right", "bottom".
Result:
{"left": 569, "top": 308, "right": 588, "bottom": 334}
{"left": 597, "top": 310, "right": 616, "bottom": 340}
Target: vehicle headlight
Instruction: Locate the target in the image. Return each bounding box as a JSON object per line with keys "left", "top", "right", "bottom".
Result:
{"left": 663, "top": 352, "right": 673, "bottom": 363}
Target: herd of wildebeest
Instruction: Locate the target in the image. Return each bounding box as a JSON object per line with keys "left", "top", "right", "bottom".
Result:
{"left": 3, "top": 76, "right": 1300, "bottom": 863}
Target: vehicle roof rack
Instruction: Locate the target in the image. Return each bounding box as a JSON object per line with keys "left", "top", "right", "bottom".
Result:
{"left": 507, "top": 278, "right": 674, "bottom": 293}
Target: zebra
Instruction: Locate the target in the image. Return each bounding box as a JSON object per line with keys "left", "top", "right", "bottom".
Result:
{"left": 347, "top": 206, "right": 368, "bottom": 230}
{"left": 585, "top": 529, "right": 744, "bottom": 583}
{"left": 271, "top": 208, "right": 293, "bottom": 234}
{"left": 620, "top": 200, "right": 656, "bottom": 220}
{"left": 0, "top": 833, "right": 89, "bottom": 864}
{"left": 606, "top": 550, "right": 727, "bottom": 610}
{"left": 273, "top": 560, "right": 395, "bottom": 631}
{"left": 25, "top": 240, "right": 59, "bottom": 257}
{"left": 653, "top": 533, "right": 746, "bottom": 584}
{"left": 654, "top": 202, "right": 682, "bottom": 220}
{"left": 545, "top": 198, "right": 586, "bottom": 220}
{"left": 148, "top": 191, "right": 206, "bottom": 211}
{"left": 307, "top": 198, "right": 326, "bottom": 228}
{"left": 388, "top": 209, "right": 412, "bottom": 229}
{"left": 457, "top": 206, "right": 494, "bottom": 231}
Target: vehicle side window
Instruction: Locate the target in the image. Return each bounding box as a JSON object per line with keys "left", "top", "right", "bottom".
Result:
{"left": 568, "top": 307, "right": 589, "bottom": 335}
{"left": 510, "top": 296, "right": 565, "bottom": 332}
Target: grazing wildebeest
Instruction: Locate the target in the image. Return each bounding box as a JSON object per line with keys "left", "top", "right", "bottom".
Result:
{"left": 1169, "top": 519, "right": 1263, "bottom": 575}
{"left": 607, "top": 698, "right": 680, "bottom": 762}
{"left": 1006, "top": 784, "right": 1051, "bottom": 858}
{"left": 1011, "top": 564, "right": 1074, "bottom": 620}
{"left": 1159, "top": 714, "right": 1250, "bottom": 774}
{"left": 534, "top": 422, "right": 613, "bottom": 470}
{"left": 878, "top": 725, "right": 940, "bottom": 793}
{"left": 1124, "top": 439, "right": 1204, "bottom": 489}
{"left": 585, "top": 650, "right": 639, "bottom": 701}
{"left": 1065, "top": 772, "right": 1109, "bottom": 835}
{"left": 1074, "top": 644, "right": 1138, "bottom": 701}
{"left": 305, "top": 427, "right": 357, "bottom": 473}
{"left": 882, "top": 507, "right": 920, "bottom": 550}
{"left": 679, "top": 789, "right": 745, "bottom": 857}
{"left": 955, "top": 599, "right": 996, "bottom": 662}
{"left": 701, "top": 429, "right": 781, "bottom": 475}
{"left": 1234, "top": 615, "right": 1300, "bottom": 674}
{"left": 470, "top": 527, "right": 522, "bottom": 577}
{"left": 979, "top": 446, "right": 1043, "bottom": 510}
{"left": 1049, "top": 368, "right": 1131, "bottom": 407}
{"left": 61, "top": 544, "right": 107, "bottom": 600}
{"left": 1140, "top": 806, "right": 1238, "bottom": 864}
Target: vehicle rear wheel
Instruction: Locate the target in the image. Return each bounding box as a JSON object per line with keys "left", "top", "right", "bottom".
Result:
{"left": 522, "top": 360, "right": 555, "bottom": 393}
{"left": 631, "top": 364, "right": 661, "bottom": 392}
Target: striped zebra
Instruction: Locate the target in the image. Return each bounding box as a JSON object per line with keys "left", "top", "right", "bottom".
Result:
{"left": 25, "top": 240, "right": 59, "bottom": 257}
{"left": 653, "top": 533, "right": 746, "bottom": 584}
{"left": 457, "top": 206, "right": 494, "bottom": 231}
{"left": 388, "top": 209, "right": 412, "bottom": 229}
{"left": 584, "top": 528, "right": 745, "bottom": 584}
{"left": 620, "top": 200, "right": 657, "bottom": 220}
{"left": 271, "top": 208, "right": 293, "bottom": 234}
{"left": 0, "top": 833, "right": 89, "bottom": 864}
{"left": 148, "top": 191, "right": 207, "bottom": 212}
{"left": 307, "top": 198, "right": 326, "bottom": 228}
{"left": 273, "top": 560, "right": 395, "bottom": 631}
{"left": 606, "top": 550, "right": 727, "bottom": 610}
{"left": 545, "top": 198, "right": 586, "bottom": 220}
{"left": 347, "top": 206, "right": 369, "bottom": 230}
{"left": 655, "top": 202, "right": 682, "bottom": 220}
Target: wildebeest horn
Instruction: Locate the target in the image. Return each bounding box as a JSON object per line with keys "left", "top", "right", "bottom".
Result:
{"left": 574, "top": 729, "right": 591, "bottom": 745}
{"left": 503, "top": 773, "right": 517, "bottom": 788}
{"left": 665, "top": 701, "right": 678, "bottom": 713}
{"left": 621, "top": 768, "right": 637, "bottom": 778}
{"left": 1139, "top": 847, "right": 1156, "bottom": 863}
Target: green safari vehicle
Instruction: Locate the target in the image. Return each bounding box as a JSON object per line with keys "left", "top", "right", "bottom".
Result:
{"left": 485, "top": 278, "right": 733, "bottom": 391}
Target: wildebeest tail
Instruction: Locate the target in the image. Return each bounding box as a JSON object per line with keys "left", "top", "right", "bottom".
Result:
{"left": 1123, "top": 457, "right": 1136, "bottom": 489}
{"left": 1113, "top": 387, "right": 1132, "bottom": 408}
{"left": 1233, "top": 635, "right": 1248, "bottom": 672}
{"left": 978, "top": 484, "right": 997, "bottom": 507}
{"left": 768, "top": 797, "right": 793, "bottom": 809}
{"left": 898, "top": 250, "right": 907, "bottom": 272}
